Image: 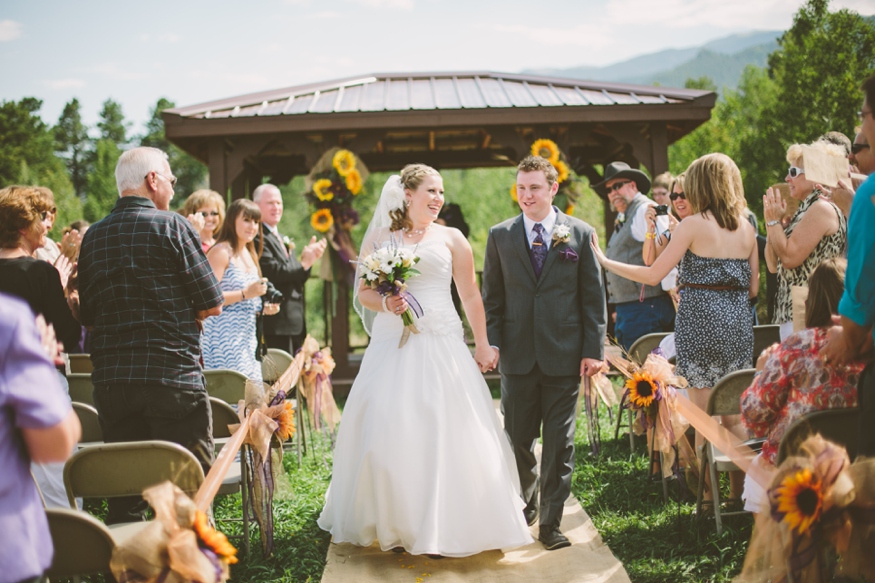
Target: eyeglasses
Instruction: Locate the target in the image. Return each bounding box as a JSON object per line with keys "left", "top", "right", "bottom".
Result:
{"left": 198, "top": 211, "right": 220, "bottom": 217}
{"left": 858, "top": 110, "right": 873, "bottom": 122}
{"left": 146, "top": 171, "right": 177, "bottom": 188}
{"left": 787, "top": 166, "right": 805, "bottom": 178}
{"left": 669, "top": 191, "right": 685, "bottom": 201}
{"left": 852, "top": 143, "right": 870, "bottom": 155}
{"left": 607, "top": 181, "right": 632, "bottom": 193}
{"left": 39, "top": 207, "right": 57, "bottom": 220}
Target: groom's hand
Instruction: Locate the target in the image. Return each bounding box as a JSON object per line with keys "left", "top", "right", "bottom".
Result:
{"left": 580, "top": 358, "right": 603, "bottom": 377}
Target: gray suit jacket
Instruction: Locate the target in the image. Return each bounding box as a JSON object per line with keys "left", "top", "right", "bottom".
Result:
{"left": 482, "top": 210, "right": 607, "bottom": 377}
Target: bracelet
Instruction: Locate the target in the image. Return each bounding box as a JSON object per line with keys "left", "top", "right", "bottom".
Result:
{"left": 381, "top": 295, "right": 391, "bottom": 313}
{"left": 241, "top": 289, "right": 246, "bottom": 300}
{"left": 766, "top": 220, "right": 780, "bottom": 227}
{"left": 645, "top": 232, "right": 656, "bottom": 240}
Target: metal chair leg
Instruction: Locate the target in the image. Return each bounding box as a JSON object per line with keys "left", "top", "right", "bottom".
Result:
{"left": 240, "top": 444, "right": 250, "bottom": 557}
{"left": 709, "top": 447, "right": 723, "bottom": 535}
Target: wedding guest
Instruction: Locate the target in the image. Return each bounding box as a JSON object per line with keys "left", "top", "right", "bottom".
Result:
{"left": 741, "top": 258, "right": 863, "bottom": 512}
{"left": 203, "top": 199, "right": 279, "bottom": 381}
{"left": 764, "top": 140, "right": 847, "bottom": 339}
{"left": 824, "top": 74, "right": 875, "bottom": 457}
{"left": 596, "top": 162, "right": 675, "bottom": 350}
{"left": 0, "top": 293, "right": 81, "bottom": 583}
{"left": 592, "top": 153, "right": 758, "bottom": 501}
{"left": 850, "top": 131, "right": 874, "bottom": 176}
{"left": 78, "top": 147, "right": 224, "bottom": 524}
{"left": 180, "top": 189, "right": 225, "bottom": 252}
{"left": 642, "top": 172, "right": 690, "bottom": 265}
{"left": 650, "top": 171, "right": 673, "bottom": 207}
{"left": 254, "top": 184, "right": 326, "bottom": 354}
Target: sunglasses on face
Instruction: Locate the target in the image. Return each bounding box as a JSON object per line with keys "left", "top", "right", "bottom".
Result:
{"left": 852, "top": 143, "right": 870, "bottom": 155}
{"left": 607, "top": 181, "right": 632, "bottom": 193}
{"left": 787, "top": 166, "right": 805, "bottom": 178}
{"left": 669, "top": 191, "right": 685, "bottom": 201}
{"left": 40, "top": 208, "right": 57, "bottom": 220}
{"left": 198, "top": 211, "right": 220, "bottom": 217}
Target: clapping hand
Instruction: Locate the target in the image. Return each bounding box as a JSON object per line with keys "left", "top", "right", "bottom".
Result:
{"left": 59, "top": 229, "right": 83, "bottom": 260}
{"left": 300, "top": 236, "right": 328, "bottom": 270}
{"left": 54, "top": 254, "right": 74, "bottom": 290}
{"left": 35, "top": 314, "right": 64, "bottom": 366}
{"left": 186, "top": 213, "right": 206, "bottom": 233}
{"left": 762, "top": 187, "right": 787, "bottom": 225}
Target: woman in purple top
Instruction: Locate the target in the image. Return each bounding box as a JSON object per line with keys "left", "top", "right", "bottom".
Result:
{"left": 0, "top": 293, "right": 81, "bottom": 583}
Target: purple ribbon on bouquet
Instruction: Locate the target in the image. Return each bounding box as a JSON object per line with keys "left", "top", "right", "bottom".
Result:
{"left": 376, "top": 281, "right": 424, "bottom": 318}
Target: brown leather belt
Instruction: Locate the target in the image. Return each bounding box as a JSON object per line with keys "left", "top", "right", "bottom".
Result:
{"left": 678, "top": 283, "right": 748, "bottom": 292}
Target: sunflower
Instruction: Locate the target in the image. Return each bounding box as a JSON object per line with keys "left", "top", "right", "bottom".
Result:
{"left": 345, "top": 168, "right": 363, "bottom": 195}
{"left": 311, "top": 209, "right": 334, "bottom": 233}
{"left": 510, "top": 183, "right": 518, "bottom": 202}
{"left": 313, "top": 179, "right": 334, "bottom": 201}
{"left": 565, "top": 204, "right": 575, "bottom": 215}
{"left": 193, "top": 510, "right": 238, "bottom": 564}
{"left": 332, "top": 149, "right": 356, "bottom": 177}
{"left": 276, "top": 401, "right": 296, "bottom": 441}
{"left": 554, "top": 160, "right": 570, "bottom": 183}
{"left": 774, "top": 468, "right": 823, "bottom": 536}
{"left": 531, "top": 139, "right": 560, "bottom": 165}
{"left": 626, "top": 371, "right": 659, "bottom": 408}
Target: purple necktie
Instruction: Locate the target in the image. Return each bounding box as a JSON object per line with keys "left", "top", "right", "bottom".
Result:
{"left": 530, "top": 223, "right": 548, "bottom": 278}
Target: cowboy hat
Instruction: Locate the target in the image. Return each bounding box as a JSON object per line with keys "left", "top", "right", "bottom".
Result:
{"left": 593, "top": 162, "right": 651, "bottom": 196}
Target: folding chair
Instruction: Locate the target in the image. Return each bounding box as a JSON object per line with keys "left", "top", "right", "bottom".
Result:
{"left": 210, "top": 397, "right": 251, "bottom": 556}
{"left": 696, "top": 368, "right": 757, "bottom": 535}
{"left": 45, "top": 507, "right": 116, "bottom": 582}
{"left": 614, "top": 333, "right": 670, "bottom": 449}
{"left": 204, "top": 369, "right": 249, "bottom": 406}
{"left": 67, "top": 353, "right": 94, "bottom": 374}
{"left": 67, "top": 373, "right": 94, "bottom": 406}
{"left": 752, "top": 324, "right": 781, "bottom": 367}
{"left": 262, "top": 348, "right": 294, "bottom": 383}
{"left": 71, "top": 402, "right": 103, "bottom": 446}
{"left": 776, "top": 407, "right": 861, "bottom": 465}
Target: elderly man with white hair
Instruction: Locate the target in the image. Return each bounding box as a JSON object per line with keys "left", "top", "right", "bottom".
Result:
{"left": 253, "top": 183, "right": 326, "bottom": 354}
{"left": 78, "top": 147, "right": 224, "bottom": 524}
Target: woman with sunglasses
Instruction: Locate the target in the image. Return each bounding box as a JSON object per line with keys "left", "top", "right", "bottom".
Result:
{"left": 180, "top": 189, "right": 226, "bottom": 252}
{"left": 762, "top": 141, "right": 847, "bottom": 340}
{"left": 642, "top": 173, "right": 693, "bottom": 267}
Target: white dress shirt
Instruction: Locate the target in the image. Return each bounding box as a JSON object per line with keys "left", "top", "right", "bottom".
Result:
{"left": 522, "top": 208, "right": 558, "bottom": 250}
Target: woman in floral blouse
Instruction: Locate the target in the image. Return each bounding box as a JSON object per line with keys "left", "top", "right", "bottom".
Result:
{"left": 740, "top": 258, "right": 864, "bottom": 512}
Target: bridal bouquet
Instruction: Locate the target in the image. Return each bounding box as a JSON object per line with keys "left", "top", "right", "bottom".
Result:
{"left": 358, "top": 241, "right": 423, "bottom": 347}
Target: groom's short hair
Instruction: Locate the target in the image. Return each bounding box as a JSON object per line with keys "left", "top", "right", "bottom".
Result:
{"left": 518, "top": 156, "right": 558, "bottom": 184}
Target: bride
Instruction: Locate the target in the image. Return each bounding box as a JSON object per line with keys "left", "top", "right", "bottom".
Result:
{"left": 317, "top": 164, "right": 533, "bottom": 557}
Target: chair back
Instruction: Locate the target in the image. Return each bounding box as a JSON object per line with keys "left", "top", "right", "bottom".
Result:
{"left": 68, "top": 353, "right": 94, "bottom": 374}
{"left": 204, "top": 369, "right": 249, "bottom": 405}
{"left": 707, "top": 369, "right": 756, "bottom": 416}
{"left": 45, "top": 507, "right": 115, "bottom": 579}
{"left": 628, "top": 333, "right": 669, "bottom": 365}
{"left": 776, "top": 407, "right": 861, "bottom": 465}
{"left": 72, "top": 402, "right": 103, "bottom": 443}
{"left": 67, "top": 373, "right": 94, "bottom": 406}
{"left": 262, "top": 348, "right": 295, "bottom": 383}
{"left": 752, "top": 325, "right": 781, "bottom": 366}
{"left": 63, "top": 440, "right": 204, "bottom": 507}
{"left": 210, "top": 397, "right": 239, "bottom": 439}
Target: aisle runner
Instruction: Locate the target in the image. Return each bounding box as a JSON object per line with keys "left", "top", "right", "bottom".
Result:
{"left": 321, "top": 402, "right": 631, "bottom": 583}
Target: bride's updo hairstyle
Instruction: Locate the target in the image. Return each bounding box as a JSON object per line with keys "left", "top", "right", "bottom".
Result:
{"left": 390, "top": 163, "right": 440, "bottom": 232}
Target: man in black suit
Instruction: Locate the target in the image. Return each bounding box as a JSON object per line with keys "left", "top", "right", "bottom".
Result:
{"left": 253, "top": 184, "right": 326, "bottom": 354}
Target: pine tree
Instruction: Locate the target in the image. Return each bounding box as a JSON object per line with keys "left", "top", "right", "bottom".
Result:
{"left": 54, "top": 98, "right": 91, "bottom": 199}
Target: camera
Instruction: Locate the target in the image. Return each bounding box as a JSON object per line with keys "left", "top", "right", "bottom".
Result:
{"left": 654, "top": 205, "right": 669, "bottom": 216}
{"left": 263, "top": 281, "right": 284, "bottom": 304}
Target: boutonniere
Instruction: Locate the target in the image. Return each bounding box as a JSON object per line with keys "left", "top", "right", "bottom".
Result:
{"left": 283, "top": 235, "right": 295, "bottom": 251}
{"left": 552, "top": 224, "right": 571, "bottom": 245}
{"left": 559, "top": 248, "right": 579, "bottom": 263}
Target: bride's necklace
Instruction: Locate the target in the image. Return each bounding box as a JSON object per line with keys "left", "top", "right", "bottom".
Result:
{"left": 403, "top": 225, "right": 430, "bottom": 238}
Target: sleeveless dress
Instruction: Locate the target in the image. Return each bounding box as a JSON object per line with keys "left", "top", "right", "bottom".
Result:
{"left": 318, "top": 238, "right": 533, "bottom": 557}
{"left": 675, "top": 250, "right": 753, "bottom": 388}
{"left": 202, "top": 263, "right": 263, "bottom": 382}
{"left": 773, "top": 189, "right": 847, "bottom": 325}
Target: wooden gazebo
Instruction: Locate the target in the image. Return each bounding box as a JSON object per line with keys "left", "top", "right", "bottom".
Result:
{"left": 163, "top": 71, "right": 716, "bottom": 379}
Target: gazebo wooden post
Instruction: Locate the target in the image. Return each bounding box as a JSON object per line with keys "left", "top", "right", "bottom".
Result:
{"left": 208, "top": 139, "right": 228, "bottom": 200}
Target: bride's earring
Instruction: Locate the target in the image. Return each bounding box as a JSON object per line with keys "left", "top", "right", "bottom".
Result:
{"left": 405, "top": 199, "right": 410, "bottom": 208}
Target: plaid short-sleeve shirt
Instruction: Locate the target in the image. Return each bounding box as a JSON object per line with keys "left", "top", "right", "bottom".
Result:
{"left": 78, "top": 196, "right": 224, "bottom": 390}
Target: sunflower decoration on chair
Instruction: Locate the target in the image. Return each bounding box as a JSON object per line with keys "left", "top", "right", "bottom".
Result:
{"left": 509, "top": 139, "right": 583, "bottom": 214}
{"left": 305, "top": 147, "right": 370, "bottom": 282}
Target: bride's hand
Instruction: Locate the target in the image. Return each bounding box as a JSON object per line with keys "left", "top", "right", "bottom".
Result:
{"left": 590, "top": 233, "right": 607, "bottom": 267}
{"left": 475, "top": 344, "right": 497, "bottom": 373}
{"left": 385, "top": 294, "right": 408, "bottom": 316}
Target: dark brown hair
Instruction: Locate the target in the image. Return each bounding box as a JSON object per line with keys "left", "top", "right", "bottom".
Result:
{"left": 210, "top": 198, "right": 263, "bottom": 275}
{"left": 805, "top": 257, "right": 846, "bottom": 328}
{"left": 862, "top": 74, "right": 875, "bottom": 112}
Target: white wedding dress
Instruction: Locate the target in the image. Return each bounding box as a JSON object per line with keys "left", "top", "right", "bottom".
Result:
{"left": 317, "top": 238, "right": 533, "bottom": 557}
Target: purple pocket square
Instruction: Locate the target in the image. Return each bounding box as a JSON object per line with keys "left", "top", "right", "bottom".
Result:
{"left": 559, "top": 248, "right": 578, "bottom": 262}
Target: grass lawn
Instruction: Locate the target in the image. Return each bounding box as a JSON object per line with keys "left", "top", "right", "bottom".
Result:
{"left": 213, "top": 386, "right": 752, "bottom": 582}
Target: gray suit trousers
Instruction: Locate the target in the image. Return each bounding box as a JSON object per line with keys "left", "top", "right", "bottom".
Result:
{"left": 501, "top": 364, "right": 579, "bottom": 530}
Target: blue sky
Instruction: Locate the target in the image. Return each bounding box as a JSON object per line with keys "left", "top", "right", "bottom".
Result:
{"left": 1, "top": 0, "right": 872, "bottom": 134}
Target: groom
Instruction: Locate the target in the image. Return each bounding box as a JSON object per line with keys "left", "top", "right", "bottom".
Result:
{"left": 482, "top": 155, "right": 606, "bottom": 550}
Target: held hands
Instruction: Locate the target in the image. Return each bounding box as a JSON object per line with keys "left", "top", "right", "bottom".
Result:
{"left": 589, "top": 233, "right": 607, "bottom": 267}
{"left": 763, "top": 187, "right": 787, "bottom": 224}
{"left": 244, "top": 277, "right": 269, "bottom": 299}
{"left": 475, "top": 344, "right": 499, "bottom": 373}
{"left": 300, "top": 236, "right": 328, "bottom": 270}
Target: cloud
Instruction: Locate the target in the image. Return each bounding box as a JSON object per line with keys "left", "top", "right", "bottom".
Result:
{"left": 347, "top": 0, "right": 414, "bottom": 10}
{"left": 44, "top": 78, "right": 86, "bottom": 89}
{"left": 604, "top": 0, "right": 799, "bottom": 29}
{"left": 0, "top": 19, "right": 23, "bottom": 42}
{"left": 88, "top": 63, "right": 145, "bottom": 81}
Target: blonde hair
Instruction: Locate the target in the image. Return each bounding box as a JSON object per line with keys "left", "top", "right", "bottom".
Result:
{"left": 684, "top": 153, "right": 746, "bottom": 231}
{"left": 652, "top": 171, "right": 673, "bottom": 191}
{"left": 390, "top": 164, "right": 441, "bottom": 232}
{"left": 180, "top": 189, "right": 226, "bottom": 232}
